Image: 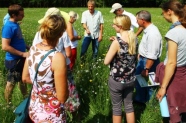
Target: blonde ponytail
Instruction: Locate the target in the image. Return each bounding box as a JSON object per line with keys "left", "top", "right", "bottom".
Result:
{"left": 128, "top": 30, "right": 136, "bottom": 55}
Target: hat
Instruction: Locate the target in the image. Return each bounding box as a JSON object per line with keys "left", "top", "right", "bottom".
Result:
{"left": 60, "top": 11, "right": 70, "bottom": 23}
{"left": 38, "top": 8, "right": 70, "bottom": 24}
{"left": 110, "top": 3, "right": 122, "bottom": 13}
{"left": 68, "top": 11, "right": 79, "bottom": 20}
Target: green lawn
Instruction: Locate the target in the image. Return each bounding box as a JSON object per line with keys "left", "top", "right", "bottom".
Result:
{"left": 0, "top": 7, "right": 169, "bottom": 123}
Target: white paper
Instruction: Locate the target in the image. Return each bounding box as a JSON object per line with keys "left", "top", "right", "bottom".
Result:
{"left": 136, "top": 72, "right": 160, "bottom": 87}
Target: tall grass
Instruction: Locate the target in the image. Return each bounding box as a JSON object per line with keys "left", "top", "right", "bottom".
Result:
{"left": 0, "top": 7, "right": 168, "bottom": 123}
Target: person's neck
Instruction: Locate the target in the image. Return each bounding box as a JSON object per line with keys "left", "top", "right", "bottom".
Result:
{"left": 9, "top": 18, "right": 17, "bottom": 23}
{"left": 144, "top": 22, "right": 151, "bottom": 29}
{"left": 89, "top": 10, "right": 95, "bottom": 15}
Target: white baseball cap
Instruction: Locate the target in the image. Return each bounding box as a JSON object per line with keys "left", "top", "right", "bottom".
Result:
{"left": 110, "top": 3, "right": 122, "bottom": 13}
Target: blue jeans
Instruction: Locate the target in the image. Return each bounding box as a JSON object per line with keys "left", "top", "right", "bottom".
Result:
{"left": 134, "top": 56, "right": 160, "bottom": 103}
{"left": 80, "top": 37, "right": 99, "bottom": 59}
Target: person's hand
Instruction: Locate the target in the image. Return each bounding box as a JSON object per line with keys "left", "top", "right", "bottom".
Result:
{"left": 156, "top": 87, "right": 166, "bottom": 102}
{"left": 22, "top": 52, "right": 28, "bottom": 58}
{"left": 141, "top": 69, "right": 148, "bottom": 77}
{"left": 86, "top": 29, "right": 91, "bottom": 35}
{"left": 98, "top": 35, "right": 102, "bottom": 42}
{"left": 109, "top": 36, "right": 116, "bottom": 41}
{"left": 77, "top": 36, "right": 81, "bottom": 40}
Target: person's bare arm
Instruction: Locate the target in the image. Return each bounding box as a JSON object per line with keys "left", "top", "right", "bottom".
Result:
{"left": 98, "top": 24, "right": 103, "bottom": 42}
{"left": 2, "top": 38, "right": 28, "bottom": 57}
{"left": 156, "top": 40, "right": 177, "bottom": 102}
{"left": 135, "top": 27, "right": 143, "bottom": 37}
{"left": 65, "top": 46, "right": 71, "bottom": 58}
{"left": 104, "top": 40, "right": 119, "bottom": 65}
{"left": 141, "top": 58, "right": 154, "bottom": 77}
{"left": 83, "top": 23, "right": 91, "bottom": 35}
{"left": 22, "top": 58, "right": 32, "bottom": 84}
{"left": 66, "top": 23, "right": 81, "bottom": 41}
{"left": 52, "top": 52, "right": 68, "bottom": 104}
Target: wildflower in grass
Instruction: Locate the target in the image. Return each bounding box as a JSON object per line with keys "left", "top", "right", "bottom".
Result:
{"left": 80, "top": 88, "right": 83, "bottom": 91}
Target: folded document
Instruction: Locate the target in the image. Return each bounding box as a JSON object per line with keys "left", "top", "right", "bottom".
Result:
{"left": 136, "top": 72, "right": 160, "bottom": 87}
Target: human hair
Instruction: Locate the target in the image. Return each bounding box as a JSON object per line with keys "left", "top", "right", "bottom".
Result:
{"left": 113, "top": 15, "right": 136, "bottom": 55}
{"left": 161, "top": 0, "right": 186, "bottom": 27}
{"left": 8, "top": 4, "right": 24, "bottom": 17}
{"left": 87, "top": 0, "right": 95, "bottom": 6}
{"left": 39, "top": 15, "right": 67, "bottom": 48}
{"left": 68, "top": 11, "right": 79, "bottom": 20}
{"left": 136, "top": 10, "right": 151, "bottom": 22}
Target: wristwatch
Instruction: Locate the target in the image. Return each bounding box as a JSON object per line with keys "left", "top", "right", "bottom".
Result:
{"left": 145, "top": 68, "right": 150, "bottom": 71}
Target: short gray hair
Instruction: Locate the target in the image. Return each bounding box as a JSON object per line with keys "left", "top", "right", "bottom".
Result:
{"left": 136, "top": 10, "right": 151, "bottom": 22}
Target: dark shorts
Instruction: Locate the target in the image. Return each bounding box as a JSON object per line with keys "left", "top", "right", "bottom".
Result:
{"left": 5, "top": 58, "right": 25, "bottom": 83}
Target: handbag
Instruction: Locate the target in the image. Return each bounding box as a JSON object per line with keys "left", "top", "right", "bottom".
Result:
{"left": 14, "top": 49, "right": 56, "bottom": 123}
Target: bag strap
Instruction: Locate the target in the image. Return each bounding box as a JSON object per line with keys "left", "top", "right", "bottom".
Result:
{"left": 28, "top": 49, "right": 56, "bottom": 98}
{"left": 33, "top": 49, "right": 56, "bottom": 81}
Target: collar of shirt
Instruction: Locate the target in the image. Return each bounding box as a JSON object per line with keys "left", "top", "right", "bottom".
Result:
{"left": 143, "top": 23, "right": 153, "bottom": 34}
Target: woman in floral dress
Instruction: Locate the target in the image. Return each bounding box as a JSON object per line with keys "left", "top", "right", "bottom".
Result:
{"left": 22, "top": 15, "right": 68, "bottom": 123}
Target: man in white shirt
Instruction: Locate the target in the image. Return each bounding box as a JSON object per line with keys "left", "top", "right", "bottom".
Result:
{"left": 80, "top": 0, "right": 104, "bottom": 59}
{"left": 110, "top": 3, "right": 143, "bottom": 37}
{"left": 135, "top": 10, "right": 162, "bottom": 103}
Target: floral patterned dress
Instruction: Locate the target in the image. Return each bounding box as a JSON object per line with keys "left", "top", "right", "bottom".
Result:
{"left": 27, "top": 46, "right": 66, "bottom": 123}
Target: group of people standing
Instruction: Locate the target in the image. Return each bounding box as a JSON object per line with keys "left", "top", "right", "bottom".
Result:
{"left": 105, "top": 0, "right": 186, "bottom": 123}
{"left": 1, "top": 0, "right": 186, "bottom": 123}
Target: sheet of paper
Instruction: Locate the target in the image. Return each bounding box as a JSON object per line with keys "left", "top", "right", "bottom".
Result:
{"left": 136, "top": 72, "right": 159, "bottom": 87}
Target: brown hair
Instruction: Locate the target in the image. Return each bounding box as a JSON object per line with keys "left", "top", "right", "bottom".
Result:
{"left": 8, "top": 4, "right": 24, "bottom": 17}
{"left": 39, "top": 15, "right": 67, "bottom": 48}
{"left": 161, "top": 0, "right": 186, "bottom": 27}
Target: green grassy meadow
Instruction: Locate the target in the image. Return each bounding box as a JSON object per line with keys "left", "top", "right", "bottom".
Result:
{"left": 0, "top": 7, "right": 170, "bottom": 123}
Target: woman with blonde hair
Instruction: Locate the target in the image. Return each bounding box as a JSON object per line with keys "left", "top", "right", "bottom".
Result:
{"left": 104, "top": 15, "right": 137, "bottom": 123}
{"left": 22, "top": 15, "right": 68, "bottom": 123}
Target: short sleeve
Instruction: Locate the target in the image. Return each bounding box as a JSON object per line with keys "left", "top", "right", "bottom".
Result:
{"left": 99, "top": 12, "right": 104, "bottom": 24}
{"left": 165, "top": 29, "right": 179, "bottom": 44}
{"left": 62, "top": 32, "right": 71, "bottom": 48}
{"left": 32, "top": 32, "right": 42, "bottom": 46}
{"left": 2, "top": 26, "right": 13, "bottom": 39}
{"left": 81, "top": 11, "right": 86, "bottom": 24}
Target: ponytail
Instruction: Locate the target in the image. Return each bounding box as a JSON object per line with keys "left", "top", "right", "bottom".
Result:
{"left": 128, "top": 30, "right": 136, "bottom": 55}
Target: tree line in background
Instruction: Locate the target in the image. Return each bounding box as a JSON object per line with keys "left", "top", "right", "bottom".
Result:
{"left": 1, "top": 0, "right": 186, "bottom": 7}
